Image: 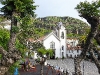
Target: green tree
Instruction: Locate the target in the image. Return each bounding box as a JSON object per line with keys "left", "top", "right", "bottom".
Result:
{"left": 75, "top": 0, "right": 100, "bottom": 75}
{"left": 0, "top": 28, "right": 10, "bottom": 50}
{"left": 15, "top": 39, "right": 27, "bottom": 58}
{"left": 37, "top": 48, "right": 53, "bottom": 75}
{"left": 0, "top": 0, "right": 36, "bottom": 74}
{"left": 37, "top": 48, "right": 47, "bottom": 57}
{"left": 46, "top": 49, "right": 53, "bottom": 59}
{"left": 37, "top": 47, "right": 47, "bottom": 75}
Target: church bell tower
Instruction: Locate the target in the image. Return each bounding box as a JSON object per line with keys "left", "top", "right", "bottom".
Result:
{"left": 57, "top": 22, "right": 66, "bottom": 58}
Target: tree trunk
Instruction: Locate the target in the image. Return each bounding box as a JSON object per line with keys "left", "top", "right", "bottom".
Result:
{"left": 40, "top": 57, "right": 46, "bottom": 75}
{"left": 0, "top": 47, "right": 10, "bottom": 75}
{"left": 0, "top": 47, "right": 7, "bottom": 56}
{"left": 89, "top": 47, "right": 100, "bottom": 74}
{"left": 40, "top": 64, "right": 43, "bottom": 75}
{"left": 0, "top": 66, "right": 9, "bottom": 75}
{"left": 0, "top": 49, "right": 20, "bottom": 75}
{"left": 95, "top": 31, "right": 100, "bottom": 45}
{"left": 92, "top": 46, "right": 100, "bottom": 61}
{"left": 75, "top": 22, "right": 99, "bottom": 75}
{"left": 8, "top": 12, "right": 17, "bottom": 51}
{"left": 0, "top": 12, "right": 19, "bottom": 75}
{"left": 74, "top": 58, "right": 82, "bottom": 75}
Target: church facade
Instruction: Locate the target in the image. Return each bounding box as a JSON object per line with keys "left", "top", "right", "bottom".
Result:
{"left": 42, "top": 22, "right": 66, "bottom": 58}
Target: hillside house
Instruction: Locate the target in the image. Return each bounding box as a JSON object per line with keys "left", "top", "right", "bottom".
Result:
{"left": 66, "top": 38, "right": 82, "bottom": 58}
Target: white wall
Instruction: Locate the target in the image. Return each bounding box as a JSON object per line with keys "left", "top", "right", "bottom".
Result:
{"left": 66, "top": 50, "right": 82, "bottom": 58}
{"left": 59, "top": 25, "right": 66, "bottom": 58}
{"left": 43, "top": 34, "right": 61, "bottom": 58}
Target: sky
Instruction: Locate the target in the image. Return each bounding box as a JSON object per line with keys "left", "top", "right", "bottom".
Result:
{"left": 0, "top": 0, "right": 95, "bottom": 23}
{"left": 34, "top": 0, "right": 95, "bottom": 23}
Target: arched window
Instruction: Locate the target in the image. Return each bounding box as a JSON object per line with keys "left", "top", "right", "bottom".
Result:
{"left": 50, "top": 41, "right": 55, "bottom": 49}
{"left": 61, "top": 32, "right": 64, "bottom": 39}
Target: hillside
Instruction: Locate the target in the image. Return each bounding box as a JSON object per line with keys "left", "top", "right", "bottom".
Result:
{"left": 0, "top": 15, "right": 90, "bottom": 38}
{"left": 34, "top": 16, "right": 90, "bottom": 38}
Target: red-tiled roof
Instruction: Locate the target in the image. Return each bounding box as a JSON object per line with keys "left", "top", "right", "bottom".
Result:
{"left": 67, "top": 45, "right": 82, "bottom": 50}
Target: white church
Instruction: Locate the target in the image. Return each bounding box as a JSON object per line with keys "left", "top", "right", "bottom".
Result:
{"left": 28, "top": 22, "right": 81, "bottom": 59}
{"left": 42, "top": 22, "right": 67, "bottom": 58}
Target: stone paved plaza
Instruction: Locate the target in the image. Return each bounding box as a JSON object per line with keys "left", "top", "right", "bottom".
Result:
{"left": 46, "top": 58, "right": 100, "bottom": 75}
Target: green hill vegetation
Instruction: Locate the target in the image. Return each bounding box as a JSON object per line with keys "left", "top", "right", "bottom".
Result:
{"left": 0, "top": 15, "right": 90, "bottom": 40}
{"left": 34, "top": 16, "right": 90, "bottom": 38}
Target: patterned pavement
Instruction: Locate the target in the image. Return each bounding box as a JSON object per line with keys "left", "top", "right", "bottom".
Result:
{"left": 47, "top": 58, "right": 100, "bottom": 75}
{"left": 19, "top": 64, "right": 62, "bottom": 75}
{"left": 19, "top": 58, "right": 100, "bottom": 75}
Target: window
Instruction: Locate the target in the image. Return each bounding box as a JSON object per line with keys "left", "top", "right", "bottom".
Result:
{"left": 75, "top": 55, "right": 76, "bottom": 58}
{"left": 50, "top": 41, "right": 55, "bottom": 49}
{"left": 62, "top": 45, "right": 64, "bottom": 50}
{"left": 71, "top": 42, "right": 73, "bottom": 46}
{"left": 77, "top": 50, "right": 79, "bottom": 53}
{"left": 61, "top": 32, "right": 64, "bottom": 39}
{"left": 70, "top": 55, "right": 72, "bottom": 58}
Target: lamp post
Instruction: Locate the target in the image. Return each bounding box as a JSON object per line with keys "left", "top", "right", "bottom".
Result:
{"left": 83, "top": 61, "right": 84, "bottom": 75}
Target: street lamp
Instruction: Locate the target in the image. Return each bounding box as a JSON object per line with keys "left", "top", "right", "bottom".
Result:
{"left": 83, "top": 61, "right": 84, "bottom": 75}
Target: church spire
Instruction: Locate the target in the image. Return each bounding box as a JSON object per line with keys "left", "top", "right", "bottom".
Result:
{"left": 57, "top": 22, "right": 63, "bottom": 29}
